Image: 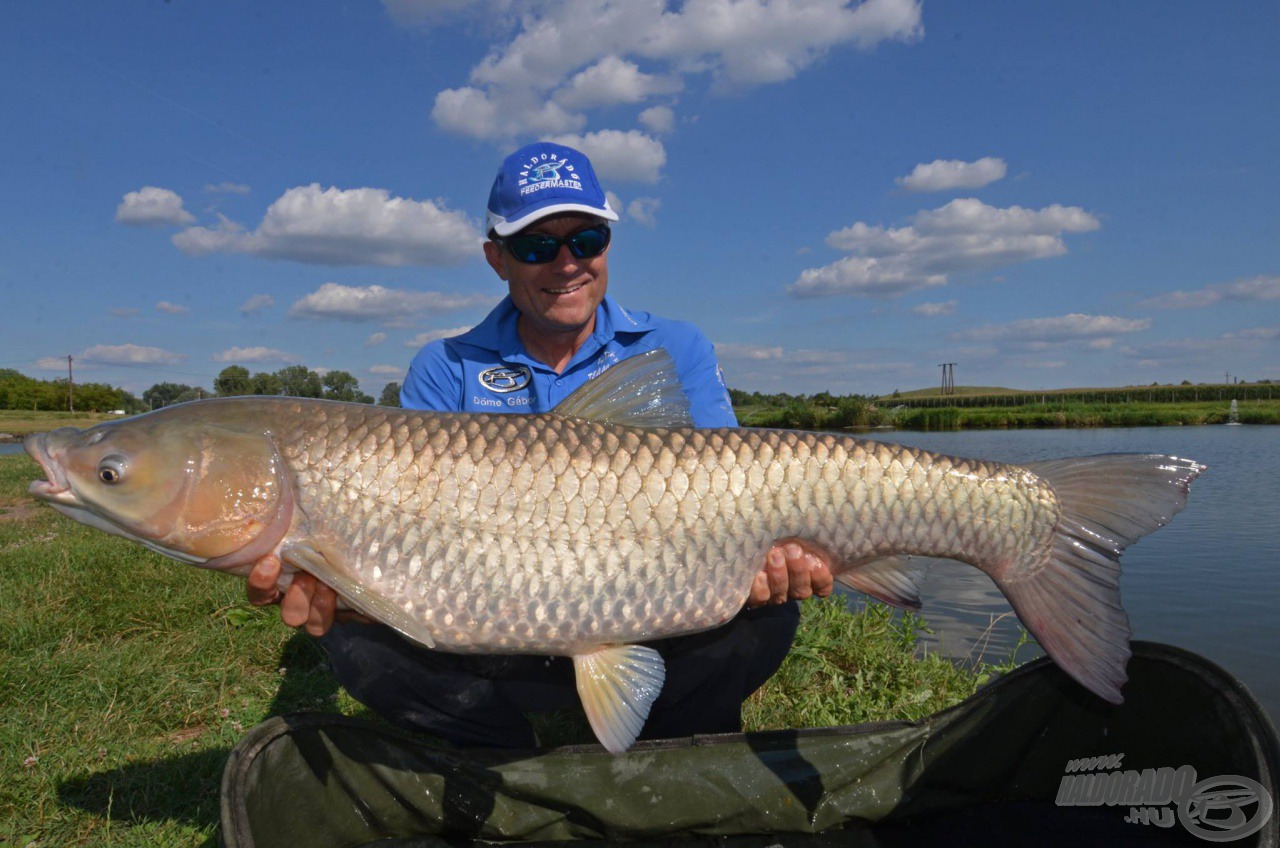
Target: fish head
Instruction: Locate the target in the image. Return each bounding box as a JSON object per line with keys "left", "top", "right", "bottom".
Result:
{"left": 25, "top": 413, "right": 289, "bottom": 570}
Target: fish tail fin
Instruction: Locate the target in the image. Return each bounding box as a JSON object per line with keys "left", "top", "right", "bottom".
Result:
{"left": 1001, "top": 454, "right": 1205, "bottom": 704}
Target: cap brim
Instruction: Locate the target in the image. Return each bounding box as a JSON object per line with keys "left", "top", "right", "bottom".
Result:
{"left": 489, "top": 202, "right": 619, "bottom": 237}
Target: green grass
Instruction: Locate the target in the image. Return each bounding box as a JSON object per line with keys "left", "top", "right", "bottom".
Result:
{"left": 0, "top": 453, "right": 1004, "bottom": 845}
{"left": 0, "top": 410, "right": 121, "bottom": 438}
{"left": 890, "top": 399, "right": 1280, "bottom": 430}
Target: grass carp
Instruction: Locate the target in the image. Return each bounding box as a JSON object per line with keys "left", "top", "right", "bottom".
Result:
{"left": 25, "top": 350, "right": 1204, "bottom": 752}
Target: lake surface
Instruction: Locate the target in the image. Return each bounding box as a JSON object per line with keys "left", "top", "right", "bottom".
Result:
{"left": 857, "top": 425, "right": 1279, "bottom": 724}
{"left": 3, "top": 427, "right": 1276, "bottom": 721}
{"left": 0, "top": 442, "right": 27, "bottom": 454}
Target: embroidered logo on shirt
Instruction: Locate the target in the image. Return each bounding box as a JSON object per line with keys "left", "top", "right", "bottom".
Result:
{"left": 478, "top": 364, "right": 532, "bottom": 393}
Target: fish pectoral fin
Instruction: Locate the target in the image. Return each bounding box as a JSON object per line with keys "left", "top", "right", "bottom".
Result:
{"left": 573, "top": 645, "right": 666, "bottom": 755}
{"left": 836, "top": 555, "right": 924, "bottom": 610}
{"left": 281, "top": 542, "right": 435, "bottom": 649}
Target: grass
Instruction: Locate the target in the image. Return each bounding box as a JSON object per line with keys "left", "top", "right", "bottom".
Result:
{"left": 0, "top": 410, "right": 122, "bottom": 439}
{"left": 890, "top": 399, "right": 1280, "bottom": 430}
{"left": 0, "top": 453, "right": 1007, "bottom": 846}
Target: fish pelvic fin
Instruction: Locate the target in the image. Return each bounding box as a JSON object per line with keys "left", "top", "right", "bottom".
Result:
{"left": 1003, "top": 454, "right": 1205, "bottom": 704}
{"left": 281, "top": 542, "right": 436, "bottom": 649}
{"left": 573, "top": 644, "right": 666, "bottom": 754}
{"left": 836, "top": 555, "right": 924, "bottom": 610}
{"left": 552, "top": 349, "right": 694, "bottom": 428}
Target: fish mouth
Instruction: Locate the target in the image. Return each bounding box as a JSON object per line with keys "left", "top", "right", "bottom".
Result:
{"left": 25, "top": 433, "right": 78, "bottom": 506}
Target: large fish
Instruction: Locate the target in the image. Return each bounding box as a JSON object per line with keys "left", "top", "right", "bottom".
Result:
{"left": 26, "top": 351, "right": 1203, "bottom": 752}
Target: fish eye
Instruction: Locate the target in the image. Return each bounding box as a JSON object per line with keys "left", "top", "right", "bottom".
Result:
{"left": 98, "top": 456, "right": 126, "bottom": 485}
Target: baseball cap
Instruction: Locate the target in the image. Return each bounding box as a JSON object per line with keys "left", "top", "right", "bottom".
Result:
{"left": 485, "top": 141, "right": 619, "bottom": 237}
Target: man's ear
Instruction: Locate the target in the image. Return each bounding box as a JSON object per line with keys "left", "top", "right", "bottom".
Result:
{"left": 482, "top": 240, "right": 508, "bottom": 281}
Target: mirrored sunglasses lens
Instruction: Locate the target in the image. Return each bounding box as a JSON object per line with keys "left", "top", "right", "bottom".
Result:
{"left": 507, "top": 235, "right": 559, "bottom": 263}
{"left": 568, "top": 226, "right": 610, "bottom": 258}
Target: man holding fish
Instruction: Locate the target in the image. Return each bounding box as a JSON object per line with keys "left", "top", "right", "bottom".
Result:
{"left": 246, "top": 142, "right": 837, "bottom": 748}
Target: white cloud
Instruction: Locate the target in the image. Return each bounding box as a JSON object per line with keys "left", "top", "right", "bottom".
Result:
{"left": 716, "top": 340, "right": 916, "bottom": 391}
{"left": 82, "top": 343, "right": 187, "bottom": 365}
{"left": 896, "top": 157, "right": 1007, "bottom": 193}
{"left": 365, "top": 332, "right": 387, "bottom": 347}
{"left": 626, "top": 197, "right": 661, "bottom": 226}
{"left": 425, "top": 0, "right": 921, "bottom": 141}
{"left": 912, "top": 300, "right": 957, "bottom": 317}
{"left": 204, "top": 181, "right": 251, "bottom": 195}
{"left": 716, "top": 342, "right": 785, "bottom": 360}
{"left": 369, "top": 364, "right": 406, "bottom": 376}
{"left": 546, "top": 129, "right": 667, "bottom": 183}
{"left": 240, "top": 294, "right": 276, "bottom": 315}
{"left": 554, "top": 56, "right": 682, "bottom": 110}
{"left": 173, "top": 184, "right": 482, "bottom": 266}
{"left": 1139, "top": 274, "right": 1280, "bottom": 309}
{"left": 156, "top": 301, "right": 188, "bottom": 315}
{"left": 638, "top": 104, "right": 675, "bottom": 134}
{"left": 953, "top": 314, "right": 1150, "bottom": 344}
{"left": 405, "top": 326, "right": 474, "bottom": 347}
{"left": 290, "top": 284, "right": 495, "bottom": 324}
{"left": 791, "top": 198, "right": 1100, "bottom": 298}
{"left": 115, "top": 186, "right": 196, "bottom": 227}
{"left": 212, "top": 346, "right": 299, "bottom": 363}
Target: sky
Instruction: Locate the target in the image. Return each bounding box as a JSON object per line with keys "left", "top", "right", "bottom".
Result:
{"left": 1, "top": 0, "right": 1277, "bottom": 398}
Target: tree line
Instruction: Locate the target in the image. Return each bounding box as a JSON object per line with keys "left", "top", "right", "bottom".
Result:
{"left": 0, "top": 365, "right": 401, "bottom": 413}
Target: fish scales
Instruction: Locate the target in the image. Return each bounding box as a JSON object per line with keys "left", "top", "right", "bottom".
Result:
{"left": 252, "top": 402, "right": 1058, "bottom": 656}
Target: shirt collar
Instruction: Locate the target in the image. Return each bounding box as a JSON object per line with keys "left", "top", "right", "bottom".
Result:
{"left": 455, "top": 294, "right": 655, "bottom": 371}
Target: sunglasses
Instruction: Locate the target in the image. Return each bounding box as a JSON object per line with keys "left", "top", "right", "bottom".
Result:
{"left": 495, "top": 224, "right": 611, "bottom": 264}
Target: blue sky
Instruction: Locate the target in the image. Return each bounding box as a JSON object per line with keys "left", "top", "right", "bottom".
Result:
{"left": 2, "top": 1, "right": 1277, "bottom": 397}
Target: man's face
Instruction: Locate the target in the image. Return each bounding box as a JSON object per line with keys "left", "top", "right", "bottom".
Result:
{"left": 483, "top": 213, "right": 609, "bottom": 340}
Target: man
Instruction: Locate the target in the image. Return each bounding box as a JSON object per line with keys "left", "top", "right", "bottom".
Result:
{"left": 248, "top": 142, "right": 833, "bottom": 747}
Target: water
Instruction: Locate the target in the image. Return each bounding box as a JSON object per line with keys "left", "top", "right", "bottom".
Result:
{"left": 857, "top": 425, "right": 1279, "bottom": 723}
{"left": 3, "top": 428, "right": 1276, "bottom": 719}
{"left": 0, "top": 442, "right": 26, "bottom": 455}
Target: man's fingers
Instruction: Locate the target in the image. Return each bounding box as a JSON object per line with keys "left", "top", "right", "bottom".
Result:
{"left": 808, "top": 552, "right": 835, "bottom": 598}
{"left": 766, "top": 545, "right": 788, "bottom": 604}
{"left": 306, "top": 585, "right": 338, "bottom": 637}
{"left": 783, "top": 542, "right": 814, "bottom": 600}
{"left": 246, "top": 555, "right": 283, "bottom": 606}
{"left": 746, "top": 569, "right": 771, "bottom": 608}
{"left": 280, "top": 573, "right": 317, "bottom": 628}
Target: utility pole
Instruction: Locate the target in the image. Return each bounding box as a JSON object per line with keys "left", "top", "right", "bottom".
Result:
{"left": 67, "top": 355, "right": 74, "bottom": 413}
{"left": 937, "top": 362, "right": 956, "bottom": 396}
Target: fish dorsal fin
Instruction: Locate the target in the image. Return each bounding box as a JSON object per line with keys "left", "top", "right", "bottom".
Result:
{"left": 553, "top": 349, "right": 693, "bottom": 428}
{"left": 573, "top": 644, "right": 666, "bottom": 754}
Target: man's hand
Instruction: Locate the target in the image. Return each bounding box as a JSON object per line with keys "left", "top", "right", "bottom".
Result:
{"left": 247, "top": 554, "right": 366, "bottom": 636}
{"left": 747, "top": 540, "right": 835, "bottom": 608}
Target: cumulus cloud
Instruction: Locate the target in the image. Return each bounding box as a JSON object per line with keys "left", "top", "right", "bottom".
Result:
{"left": 626, "top": 197, "right": 661, "bottom": 226}
{"left": 365, "top": 332, "right": 387, "bottom": 347}
{"left": 204, "top": 181, "right": 251, "bottom": 195}
{"left": 424, "top": 0, "right": 921, "bottom": 143}
{"left": 212, "top": 346, "right": 299, "bottom": 363}
{"left": 791, "top": 198, "right": 1101, "bottom": 298}
{"left": 405, "top": 326, "right": 474, "bottom": 348}
{"left": 952, "top": 314, "right": 1150, "bottom": 345}
{"left": 715, "top": 340, "right": 916, "bottom": 391}
{"left": 638, "top": 104, "right": 675, "bottom": 134}
{"left": 115, "top": 187, "right": 196, "bottom": 226}
{"left": 546, "top": 129, "right": 667, "bottom": 183}
{"left": 896, "top": 157, "right": 1007, "bottom": 193}
{"left": 289, "top": 284, "right": 495, "bottom": 324}
{"left": 1139, "top": 274, "right": 1280, "bottom": 309}
{"left": 554, "top": 56, "right": 682, "bottom": 110}
{"left": 173, "top": 184, "right": 482, "bottom": 266}
{"left": 912, "top": 300, "right": 957, "bottom": 317}
{"left": 369, "top": 364, "right": 407, "bottom": 376}
{"left": 82, "top": 343, "right": 187, "bottom": 365}
{"left": 240, "top": 294, "right": 276, "bottom": 315}
{"left": 156, "top": 301, "right": 188, "bottom": 315}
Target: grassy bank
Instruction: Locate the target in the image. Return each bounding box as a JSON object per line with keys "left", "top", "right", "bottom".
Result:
{"left": 890, "top": 398, "right": 1280, "bottom": 430}
{"left": 0, "top": 454, "right": 1002, "bottom": 846}
{"left": 0, "top": 410, "right": 121, "bottom": 439}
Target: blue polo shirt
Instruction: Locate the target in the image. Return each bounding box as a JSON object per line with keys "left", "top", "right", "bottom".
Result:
{"left": 401, "top": 295, "right": 737, "bottom": 427}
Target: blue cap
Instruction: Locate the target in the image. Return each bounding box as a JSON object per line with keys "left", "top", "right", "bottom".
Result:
{"left": 485, "top": 141, "right": 619, "bottom": 237}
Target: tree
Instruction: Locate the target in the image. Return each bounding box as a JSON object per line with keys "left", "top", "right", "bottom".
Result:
{"left": 322, "top": 370, "right": 372, "bottom": 403}
{"left": 379, "top": 382, "right": 402, "bottom": 407}
{"left": 274, "top": 365, "right": 323, "bottom": 398}
{"left": 250, "top": 371, "right": 283, "bottom": 395}
{"left": 215, "top": 365, "right": 252, "bottom": 396}
{"left": 143, "top": 382, "right": 196, "bottom": 409}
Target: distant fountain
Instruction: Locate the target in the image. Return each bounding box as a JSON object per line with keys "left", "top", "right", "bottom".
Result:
{"left": 1227, "top": 399, "right": 1241, "bottom": 425}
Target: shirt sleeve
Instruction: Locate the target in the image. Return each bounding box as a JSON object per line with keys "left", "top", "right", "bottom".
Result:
{"left": 672, "top": 327, "right": 739, "bottom": 428}
{"left": 400, "top": 342, "right": 464, "bottom": 412}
